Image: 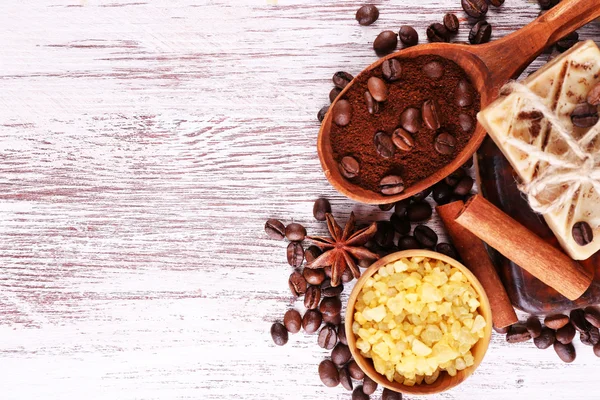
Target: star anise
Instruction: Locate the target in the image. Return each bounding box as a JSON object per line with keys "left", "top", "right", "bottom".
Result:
{"left": 306, "top": 212, "right": 379, "bottom": 287}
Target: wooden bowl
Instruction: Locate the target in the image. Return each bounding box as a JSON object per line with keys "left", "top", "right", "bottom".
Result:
{"left": 345, "top": 250, "right": 493, "bottom": 395}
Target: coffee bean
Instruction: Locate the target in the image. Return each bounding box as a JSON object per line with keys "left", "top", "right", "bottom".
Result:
{"left": 434, "top": 132, "right": 457, "bottom": 155}
{"left": 368, "top": 77, "right": 389, "bottom": 102}
{"left": 356, "top": 4, "right": 379, "bottom": 26}
{"left": 364, "top": 91, "right": 380, "bottom": 115}
{"left": 285, "top": 223, "right": 306, "bottom": 241}
{"left": 400, "top": 107, "right": 422, "bottom": 134}
{"left": 271, "top": 322, "right": 288, "bottom": 346}
{"left": 407, "top": 201, "right": 433, "bottom": 221}
{"left": 585, "top": 306, "right": 600, "bottom": 328}
{"left": 444, "top": 13, "right": 460, "bottom": 32}
{"left": 339, "top": 156, "right": 360, "bottom": 179}
{"left": 427, "top": 23, "right": 450, "bottom": 43}
{"left": 455, "top": 80, "right": 474, "bottom": 107}
{"left": 436, "top": 242, "right": 459, "bottom": 259}
{"left": 411, "top": 187, "right": 433, "bottom": 202}
{"left": 317, "top": 105, "right": 329, "bottom": 123}
{"left": 595, "top": 342, "right": 600, "bottom": 357}
{"left": 423, "top": 61, "right": 444, "bottom": 79}
{"left": 489, "top": 0, "right": 505, "bottom": 6}
{"left": 334, "top": 323, "right": 347, "bottom": 344}
{"left": 379, "top": 175, "right": 405, "bottom": 195}
{"left": 333, "top": 71, "right": 354, "bottom": 90}
{"left": 494, "top": 325, "right": 509, "bottom": 334}
{"left": 305, "top": 245, "right": 323, "bottom": 264}
{"left": 534, "top": 327, "right": 555, "bottom": 349}
{"left": 265, "top": 218, "right": 286, "bottom": 240}
{"left": 313, "top": 198, "right": 331, "bottom": 222}
{"left": 382, "top": 59, "right": 402, "bottom": 81}
{"left": 375, "top": 221, "right": 396, "bottom": 248}
{"left": 379, "top": 203, "right": 395, "bottom": 211}
{"left": 287, "top": 242, "right": 304, "bottom": 268}
{"left": 570, "top": 309, "right": 591, "bottom": 332}
{"left": 382, "top": 388, "right": 402, "bottom": 400}
{"left": 414, "top": 225, "right": 438, "bottom": 248}
{"left": 591, "top": 327, "right": 600, "bottom": 345}
{"left": 332, "top": 343, "right": 352, "bottom": 365}
{"left": 323, "top": 312, "right": 342, "bottom": 325}
{"left": 544, "top": 314, "right": 570, "bottom": 330}
{"left": 319, "top": 359, "right": 340, "bottom": 387}
{"left": 458, "top": 113, "right": 475, "bottom": 133}
{"left": 302, "top": 309, "right": 323, "bottom": 334}
{"left": 333, "top": 99, "right": 353, "bottom": 127}
{"left": 304, "top": 285, "right": 322, "bottom": 309}
{"left": 398, "top": 235, "right": 421, "bottom": 250}
{"left": 422, "top": 99, "right": 441, "bottom": 130}
{"left": 462, "top": 0, "right": 488, "bottom": 18}
{"left": 374, "top": 30, "right": 398, "bottom": 56}
{"left": 339, "top": 366, "right": 353, "bottom": 391}
{"left": 392, "top": 128, "right": 414, "bottom": 152}
{"left": 454, "top": 176, "right": 474, "bottom": 196}
{"left": 348, "top": 360, "right": 365, "bottom": 380}
{"left": 320, "top": 296, "right": 342, "bottom": 318}
{"left": 526, "top": 316, "right": 542, "bottom": 339}
{"left": 374, "top": 131, "right": 395, "bottom": 158}
{"left": 395, "top": 199, "right": 411, "bottom": 217}
{"left": 322, "top": 280, "right": 344, "bottom": 297}
{"left": 362, "top": 375, "right": 378, "bottom": 395}
{"left": 571, "top": 103, "right": 598, "bottom": 128}
{"left": 352, "top": 386, "right": 369, "bottom": 400}
{"left": 554, "top": 341, "right": 576, "bottom": 363}
{"left": 318, "top": 324, "right": 338, "bottom": 349}
{"left": 572, "top": 221, "right": 593, "bottom": 246}
{"left": 538, "top": 0, "right": 559, "bottom": 9}
{"left": 556, "top": 31, "right": 579, "bottom": 52}
{"left": 445, "top": 168, "right": 466, "bottom": 187}
{"left": 399, "top": 26, "right": 419, "bottom": 47}
{"left": 390, "top": 213, "right": 411, "bottom": 235}
{"left": 304, "top": 268, "right": 325, "bottom": 286}
{"left": 288, "top": 271, "right": 307, "bottom": 296}
{"left": 556, "top": 323, "right": 575, "bottom": 344}
{"left": 506, "top": 323, "right": 532, "bottom": 343}
{"left": 329, "top": 87, "right": 342, "bottom": 103}
{"left": 469, "top": 20, "right": 492, "bottom": 44}
{"left": 588, "top": 82, "right": 600, "bottom": 106}
{"left": 284, "top": 309, "right": 302, "bottom": 334}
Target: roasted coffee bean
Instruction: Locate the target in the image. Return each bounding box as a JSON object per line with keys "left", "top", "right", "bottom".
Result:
{"left": 462, "top": 0, "right": 488, "bottom": 18}
{"left": 303, "top": 268, "right": 325, "bottom": 286}
{"left": 348, "top": 360, "right": 365, "bottom": 380}
{"left": 362, "top": 375, "right": 378, "bottom": 395}
{"left": 319, "top": 359, "right": 340, "bottom": 387}
{"left": 375, "top": 221, "right": 396, "bottom": 248}
{"left": 339, "top": 156, "right": 360, "bottom": 179}
{"left": 329, "top": 87, "right": 342, "bottom": 103}
{"left": 435, "top": 132, "right": 457, "bottom": 155}
{"left": 545, "top": 314, "right": 570, "bottom": 330}
{"left": 458, "top": 113, "right": 475, "bottom": 133}
{"left": 444, "top": 13, "right": 460, "bottom": 33}
{"left": 455, "top": 80, "right": 474, "bottom": 107}
{"left": 332, "top": 343, "right": 352, "bottom": 365}
{"left": 454, "top": 176, "right": 474, "bottom": 196}
{"left": 356, "top": 4, "right": 379, "bottom": 26}
{"left": 368, "top": 76, "right": 389, "bottom": 102}
{"left": 271, "top": 322, "right": 288, "bottom": 346}
{"left": 302, "top": 309, "right": 323, "bottom": 334}
{"left": 382, "top": 388, "right": 402, "bottom": 400}
{"left": 433, "top": 182, "right": 453, "bottom": 205}
{"left": 469, "top": 20, "right": 492, "bottom": 44}
{"left": 286, "top": 223, "right": 306, "bottom": 242}
{"left": 538, "top": 0, "right": 559, "bottom": 9}
{"left": 364, "top": 91, "right": 380, "bottom": 115}
{"left": 374, "top": 30, "right": 398, "bottom": 56}
{"left": 554, "top": 341, "right": 576, "bottom": 363}
{"left": 352, "top": 386, "right": 369, "bottom": 400}
{"left": 374, "top": 131, "right": 395, "bottom": 158}
{"left": 494, "top": 325, "right": 509, "bottom": 334}
{"left": 572, "top": 221, "right": 593, "bottom": 246}
{"left": 407, "top": 201, "right": 433, "bottom": 221}
{"left": 556, "top": 323, "right": 576, "bottom": 344}
{"left": 399, "top": 25, "right": 419, "bottom": 47}
{"left": 317, "top": 105, "right": 329, "bottom": 123}
{"left": 382, "top": 59, "right": 402, "bottom": 81}
{"left": 581, "top": 327, "right": 600, "bottom": 346}
{"left": 284, "top": 309, "right": 302, "bottom": 334}
{"left": 318, "top": 324, "right": 338, "bottom": 349}
{"left": 288, "top": 271, "right": 307, "bottom": 296}
{"left": 556, "top": 31, "right": 579, "bottom": 52}
{"left": 427, "top": 23, "right": 450, "bottom": 43}
{"left": 395, "top": 199, "right": 411, "bottom": 217}
{"left": 399, "top": 107, "right": 421, "bottom": 134}
{"left": 287, "top": 242, "right": 304, "bottom": 268}
{"left": 571, "top": 103, "right": 598, "bottom": 128}
{"left": 265, "top": 218, "right": 286, "bottom": 240}
{"left": 392, "top": 128, "right": 415, "bottom": 152}
{"left": 305, "top": 245, "right": 323, "bottom": 264}
{"left": 570, "top": 309, "right": 591, "bottom": 332}
{"left": 414, "top": 225, "right": 438, "bottom": 248}
{"left": 320, "top": 296, "right": 342, "bottom": 318}
{"left": 422, "top": 99, "right": 441, "bottom": 130}
{"left": 390, "top": 213, "right": 411, "bottom": 235}
{"left": 595, "top": 342, "right": 600, "bottom": 357}
{"left": 379, "top": 175, "right": 405, "bottom": 195}
{"left": 398, "top": 235, "right": 421, "bottom": 250}
{"left": 322, "top": 281, "right": 344, "bottom": 297}
{"left": 323, "top": 312, "right": 342, "bottom": 325}
{"left": 333, "top": 99, "right": 353, "bottom": 127}
{"left": 337, "top": 323, "right": 348, "bottom": 345}
{"left": 339, "top": 366, "right": 353, "bottom": 391}
{"left": 585, "top": 306, "right": 600, "bottom": 328}
{"left": 411, "top": 187, "right": 433, "bottom": 202}
{"left": 379, "top": 203, "right": 395, "bottom": 211}
{"left": 304, "top": 285, "right": 322, "bottom": 309}
{"left": 506, "top": 323, "right": 532, "bottom": 343}
{"left": 489, "top": 0, "right": 504, "bottom": 6}
{"left": 333, "top": 71, "right": 354, "bottom": 90}
{"left": 445, "top": 168, "right": 466, "bottom": 187}
{"left": 313, "top": 198, "right": 331, "bottom": 222}
{"left": 526, "top": 316, "right": 543, "bottom": 339}
{"left": 534, "top": 327, "right": 555, "bottom": 349}
{"left": 588, "top": 82, "right": 600, "bottom": 106}
{"left": 423, "top": 61, "right": 444, "bottom": 79}
{"left": 436, "top": 242, "right": 459, "bottom": 259}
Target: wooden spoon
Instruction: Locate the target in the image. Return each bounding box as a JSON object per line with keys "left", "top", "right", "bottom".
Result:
{"left": 318, "top": 0, "right": 600, "bottom": 205}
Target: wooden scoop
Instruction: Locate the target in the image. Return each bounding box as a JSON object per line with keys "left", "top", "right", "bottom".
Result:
{"left": 318, "top": 0, "right": 600, "bottom": 205}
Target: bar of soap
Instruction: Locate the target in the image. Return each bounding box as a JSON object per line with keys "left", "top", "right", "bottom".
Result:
{"left": 478, "top": 40, "right": 600, "bottom": 260}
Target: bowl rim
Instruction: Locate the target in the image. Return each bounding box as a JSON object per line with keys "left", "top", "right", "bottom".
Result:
{"left": 344, "top": 249, "right": 493, "bottom": 395}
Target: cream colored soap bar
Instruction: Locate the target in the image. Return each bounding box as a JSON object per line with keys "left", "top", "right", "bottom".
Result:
{"left": 478, "top": 40, "right": 600, "bottom": 260}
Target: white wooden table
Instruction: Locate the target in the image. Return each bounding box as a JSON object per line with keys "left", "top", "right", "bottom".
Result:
{"left": 1, "top": 1, "right": 599, "bottom": 399}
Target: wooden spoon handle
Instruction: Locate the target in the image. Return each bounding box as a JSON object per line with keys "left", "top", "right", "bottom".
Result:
{"left": 471, "top": 0, "right": 600, "bottom": 92}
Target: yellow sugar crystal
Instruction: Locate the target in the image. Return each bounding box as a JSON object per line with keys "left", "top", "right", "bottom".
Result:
{"left": 412, "top": 339, "right": 432, "bottom": 357}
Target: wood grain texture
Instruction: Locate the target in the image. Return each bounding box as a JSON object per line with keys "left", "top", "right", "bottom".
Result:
{"left": 0, "top": 1, "right": 599, "bottom": 399}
